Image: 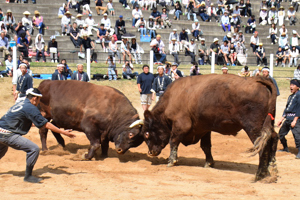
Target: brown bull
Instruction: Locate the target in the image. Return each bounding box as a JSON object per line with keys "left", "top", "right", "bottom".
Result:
{"left": 139, "top": 74, "right": 278, "bottom": 181}
{"left": 38, "top": 80, "right": 144, "bottom": 159}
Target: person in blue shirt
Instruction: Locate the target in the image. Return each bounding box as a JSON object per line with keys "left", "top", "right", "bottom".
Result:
{"left": 17, "top": 33, "right": 29, "bottom": 58}
{"left": 245, "top": 15, "right": 256, "bottom": 34}
{"left": 277, "top": 79, "right": 300, "bottom": 159}
{"left": 96, "top": 24, "right": 108, "bottom": 51}
{"left": 0, "top": 88, "right": 75, "bottom": 183}
{"left": 150, "top": 8, "right": 161, "bottom": 28}
{"left": 137, "top": 65, "right": 154, "bottom": 111}
{"left": 0, "top": 31, "right": 10, "bottom": 58}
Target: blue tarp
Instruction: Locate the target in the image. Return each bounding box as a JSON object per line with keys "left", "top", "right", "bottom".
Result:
{"left": 33, "top": 74, "right": 71, "bottom": 80}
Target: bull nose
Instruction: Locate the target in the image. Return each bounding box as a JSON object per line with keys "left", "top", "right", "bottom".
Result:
{"left": 116, "top": 148, "right": 123, "bottom": 154}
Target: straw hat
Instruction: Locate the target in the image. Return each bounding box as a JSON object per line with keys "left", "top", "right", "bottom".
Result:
{"left": 23, "top": 11, "right": 31, "bottom": 15}
{"left": 213, "top": 38, "right": 219, "bottom": 42}
{"left": 279, "top": 6, "right": 284, "bottom": 10}
{"left": 65, "top": 11, "right": 72, "bottom": 15}
{"left": 261, "top": 7, "right": 267, "bottom": 10}
{"left": 34, "top": 10, "right": 40, "bottom": 15}
{"left": 7, "top": 9, "right": 12, "bottom": 13}
{"left": 76, "top": 14, "right": 83, "bottom": 18}
{"left": 259, "top": 43, "right": 263, "bottom": 46}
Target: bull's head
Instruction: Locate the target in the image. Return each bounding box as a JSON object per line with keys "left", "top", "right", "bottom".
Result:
{"left": 142, "top": 110, "right": 170, "bottom": 157}
{"left": 115, "top": 116, "right": 144, "bottom": 154}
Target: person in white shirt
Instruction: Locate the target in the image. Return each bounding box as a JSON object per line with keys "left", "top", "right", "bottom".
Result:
{"left": 121, "top": 38, "right": 132, "bottom": 64}
{"left": 107, "top": 0, "right": 115, "bottom": 16}
{"left": 259, "top": 7, "right": 268, "bottom": 25}
{"left": 290, "top": 30, "right": 300, "bottom": 51}
{"left": 22, "top": 11, "right": 33, "bottom": 35}
{"left": 278, "top": 6, "right": 285, "bottom": 26}
{"left": 289, "top": 46, "right": 299, "bottom": 67}
{"left": 108, "top": 36, "right": 121, "bottom": 63}
{"left": 184, "top": 39, "right": 196, "bottom": 64}
{"left": 135, "top": 16, "right": 147, "bottom": 36}
{"left": 207, "top": 3, "right": 219, "bottom": 22}
{"left": 150, "top": 35, "right": 166, "bottom": 64}
{"left": 220, "top": 40, "right": 230, "bottom": 66}
{"left": 191, "top": 19, "right": 202, "bottom": 41}
{"left": 101, "top": 13, "right": 111, "bottom": 30}
{"left": 169, "top": 38, "right": 179, "bottom": 64}
{"left": 147, "top": 16, "right": 156, "bottom": 38}
{"left": 288, "top": 6, "right": 297, "bottom": 26}
{"left": 268, "top": 23, "right": 278, "bottom": 45}
{"left": 268, "top": 6, "right": 278, "bottom": 25}
{"left": 80, "top": 24, "right": 89, "bottom": 37}
{"left": 168, "top": 29, "right": 179, "bottom": 44}
{"left": 132, "top": 5, "right": 143, "bottom": 27}
{"left": 279, "top": 24, "right": 288, "bottom": 38}
{"left": 61, "top": 11, "right": 72, "bottom": 36}
{"left": 221, "top": 11, "right": 231, "bottom": 32}
{"left": 85, "top": 14, "right": 98, "bottom": 35}
{"left": 250, "top": 31, "right": 259, "bottom": 54}
{"left": 75, "top": 14, "right": 84, "bottom": 29}
{"left": 5, "top": 54, "right": 13, "bottom": 77}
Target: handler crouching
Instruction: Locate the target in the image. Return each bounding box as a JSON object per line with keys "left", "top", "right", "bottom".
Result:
{"left": 277, "top": 79, "right": 300, "bottom": 159}
{"left": 0, "top": 88, "right": 75, "bottom": 183}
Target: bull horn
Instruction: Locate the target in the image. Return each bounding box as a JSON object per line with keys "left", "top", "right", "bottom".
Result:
{"left": 129, "top": 120, "right": 144, "bottom": 128}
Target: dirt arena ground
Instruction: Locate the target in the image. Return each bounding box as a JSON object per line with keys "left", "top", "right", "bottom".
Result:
{"left": 0, "top": 78, "right": 300, "bottom": 200}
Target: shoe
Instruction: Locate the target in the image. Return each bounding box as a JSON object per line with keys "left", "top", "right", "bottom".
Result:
{"left": 24, "top": 165, "right": 42, "bottom": 183}
{"left": 232, "top": 63, "right": 236, "bottom": 66}
{"left": 226, "top": 63, "right": 230, "bottom": 66}
{"left": 275, "top": 39, "right": 277, "bottom": 43}
{"left": 257, "top": 64, "right": 260, "bottom": 67}
{"left": 51, "top": 59, "right": 54, "bottom": 63}
{"left": 127, "top": 75, "right": 131, "bottom": 80}
{"left": 54, "top": 60, "right": 57, "bottom": 63}
{"left": 103, "top": 48, "right": 106, "bottom": 52}
{"left": 154, "top": 62, "right": 158, "bottom": 64}
{"left": 142, "top": 8, "right": 144, "bottom": 10}
{"left": 125, "top": 6, "right": 130, "bottom": 9}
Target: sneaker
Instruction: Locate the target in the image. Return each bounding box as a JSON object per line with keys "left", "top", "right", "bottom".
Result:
{"left": 125, "top": 6, "right": 130, "bottom": 9}
{"left": 127, "top": 75, "right": 131, "bottom": 80}
{"left": 51, "top": 59, "right": 54, "bottom": 63}
{"left": 232, "top": 63, "right": 236, "bottom": 66}
{"left": 257, "top": 64, "right": 260, "bottom": 67}
{"left": 103, "top": 47, "right": 106, "bottom": 52}
{"left": 142, "top": 8, "right": 144, "bottom": 10}
{"left": 226, "top": 63, "right": 230, "bottom": 66}
{"left": 275, "top": 39, "right": 277, "bottom": 43}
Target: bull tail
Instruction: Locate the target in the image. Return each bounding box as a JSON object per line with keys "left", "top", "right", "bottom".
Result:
{"left": 248, "top": 77, "right": 277, "bottom": 156}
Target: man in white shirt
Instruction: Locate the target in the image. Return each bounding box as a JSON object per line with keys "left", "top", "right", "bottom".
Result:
{"left": 207, "top": 3, "right": 219, "bottom": 22}
{"left": 132, "top": 5, "right": 143, "bottom": 27}
{"left": 250, "top": 31, "right": 259, "bottom": 54}
{"left": 85, "top": 14, "right": 98, "bottom": 35}
{"left": 61, "top": 11, "right": 72, "bottom": 36}
{"left": 291, "top": 30, "right": 300, "bottom": 51}
{"left": 220, "top": 40, "right": 230, "bottom": 66}
{"left": 150, "top": 35, "right": 166, "bottom": 64}
{"left": 100, "top": 13, "right": 111, "bottom": 30}
{"left": 184, "top": 39, "right": 197, "bottom": 64}
{"left": 168, "top": 29, "right": 179, "bottom": 44}
{"left": 288, "top": 6, "right": 297, "bottom": 26}
{"left": 268, "top": 6, "right": 278, "bottom": 25}
{"left": 75, "top": 14, "right": 84, "bottom": 29}
{"left": 12, "top": 60, "right": 32, "bottom": 100}
{"left": 191, "top": 19, "right": 202, "bottom": 41}
{"left": 169, "top": 38, "right": 179, "bottom": 64}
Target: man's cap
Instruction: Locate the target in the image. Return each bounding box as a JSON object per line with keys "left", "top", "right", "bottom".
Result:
{"left": 23, "top": 11, "right": 31, "bottom": 15}
{"left": 290, "top": 79, "right": 300, "bottom": 87}
{"left": 88, "top": 13, "right": 92, "bottom": 17}
{"left": 104, "top": 13, "right": 108, "bottom": 16}
{"left": 173, "top": 28, "right": 177, "bottom": 31}
{"left": 157, "top": 35, "right": 161, "bottom": 38}
{"left": 191, "top": 38, "right": 194, "bottom": 41}
{"left": 279, "top": 6, "right": 284, "bottom": 10}
{"left": 290, "top": 6, "right": 294, "bottom": 9}
{"left": 213, "top": 38, "right": 219, "bottom": 42}
{"left": 194, "top": 19, "right": 199, "bottom": 22}
{"left": 136, "top": 5, "right": 139, "bottom": 7}
{"left": 211, "top": 3, "right": 213, "bottom": 5}
{"left": 233, "top": 33, "right": 236, "bottom": 36}
{"left": 239, "top": 30, "right": 243, "bottom": 33}
{"left": 82, "top": 33, "right": 88, "bottom": 37}
{"left": 200, "top": 38, "right": 205, "bottom": 41}
{"left": 57, "top": 64, "right": 65, "bottom": 67}
{"left": 157, "top": 65, "right": 165, "bottom": 70}
{"left": 271, "top": 6, "right": 276, "bottom": 9}
{"left": 172, "top": 62, "right": 178, "bottom": 66}
{"left": 162, "top": 7, "right": 167, "bottom": 10}
{"left": 140, "top": 15, "right": 144, "bottom": 18}
{"left": 77, "top": 63, "right": 84, "bottom": 66}
{"left": 285, "top": 46, "right": 289, "bottom": 50}
{"left": 261, "top": 7, "right": 267, "bottom": 10}
{"left": 281, "top": 32, "right": 286, "bottom": 36}
{"left": 26, "top": 88, "right": 42, "bottom": 97}
{"left": 293, "top": 30, "right": 297, "bottom": 34}
{"left": 119, "top": 15, "right": 123, "bottom": 18}
{"left": 34, "top": 10, "right": 40, "bottom": 15}
{"left": 259, "top": 43, "right": 263, "bottom": 46}
{"left": 201, "top": 2, "right": 205, "bottom": 5}
{"left": 65, "top": 11, "right": 72, "bottom": 15}
{"left": 149, "top": 16, "right": 154, "bottom": 19}
{"left": 182, "top": 28, "right": 185, "bottom": 31}
{"left": 227, "top": 32, "right": 232, "bottom": 37}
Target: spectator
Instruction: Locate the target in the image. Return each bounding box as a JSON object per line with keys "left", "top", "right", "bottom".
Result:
{"left": 137, "top": 64, "right": 154, "bottom": 111}
{"left": 278, "top": 6, "right": 285, "bottom": 26}
{"left": 151, "top": 65, "right": 172, "bottom": 102}
{"left": 170, "top": 62, "right": 183, "bottom": 81}
{"left": 161, "top": 7, "right": 171, "bottom": 29}
{"left": 0, "top": 22, "right": 7, "bottom": 37}
{"left": 223, "top": 32, "right": 232, "bottom": 44}
{"left": 262, "top": 67, "right": 279, "bottom": 95}
{"left": 106, "top": 55, "right": 117, "bottom": 81}
{"left": 149, "top": 0, "right": 157, "bottom": 10}
{"left": 179, "top": 28, "right": 189, "bottom": 52}
{"left": 106, "top": 0, "right": 115, "bottom": 16}
{"left": 284, "top": 46, "right": 291, "bottom": 66}
{"left": 122, "top": 60, "right": 139, "bottom": 79}
{"left": 222, "top": 66, "right": 228, "bottom": 74}
{"left": 268, "top": 23, "right": 278, "bottom": 45}
{"left": 47, "top": 35, "right": 58, "bottom": 63}
{"left": 68, "top": 0, "right": 80, "bottom": 12}
{"left": 0, "top": 31, "right": 10, "bottom": 59}
{"left": 190, "top": 63, "right": 200, "bottom": 76}
{"left": 184, "top": 38, "right": 197, "bottom": 64}
{"left": 252, "top": 66, "right": 262, "bottom": 76}
{"left": 276, "top": 46, "right": 285, "bottom": 67}
{"left": 151, "top": 8, "right": 162, "bottom": 29}
{"left": 139, "top": 0, "right": 149, "bottom": 10}
{"left": 101, "top": 13, "right": 111, "bottom": 30}
{"left": 4, "top": 10, "right": 15, "bottom": 34}
{"left": 32, "top": 10, "right": 46, "bottom": 35}
{"left": 115, "top": 15, "right": 126, "bottom": 40}
{"left": 239, "top": 66, "right": 252, "bottom": 77}
{"left": 256, "top": 43, "right": 267, "bottom": 67}
{"left": 192, "top": 19, "right": 202, "bottom": 41}
{"left": 52, "top": 64, "right": 67, "bottom": 80}
{"left": 61, "top": 11, "right": 72, "bottom": 36}
{"left": 17, "top": 33, "right": 29, "bottom": 58}
{"left": 210, "top": 38, "right": 222, "bottom": 65}
{"left": 5, "top": 54, "right": 13, "bottom": 77}
{"left": 287, "top": 6, "right": 297, "bottom": 26}
{"left": 198, "top": 2, "right": 209, "bottom": 22}
{"left": 289, "top": 46, "right": 299, "bottom": 67}
{"left": 108, "top": 37, "right": 121, "bottom": 63}
{"left": 130, "top": 38, "right": 143, "bottom": 64}
{"left": 259, "top": 7, "right": 268, "bottom": 25}
{"left": 293, "top": 65, "right": 300, "bottom": 80}
{"left": 186, "top": 0, "right": 197, "bottom": 21}
{"left": 95, "top": 0, "right": 108, "bottom": 15}
{"left": 243, "top": 0, "right": 252, "bottom": 17}
{"left": 221, "top": 11, "right": 231, "bottom": 32}
{"left": 290, "top": 30, "right": 300, "bottom": 51}
{"left": 150, "top": 35, "right": 166, "bottom": 65}
{"left": 231, "top": 14, "right": 241, "bottom": 33}
{"left": 233, "top": 5, "right": 241, "bottom": 20}
{"left": 80, "top": 34, "right": 96, "bottom": 63}
{"left": 119, "top": 0, "right": 130, "bottom": 9}
{"left": 85, "top": 14, "right": 98, "bottom": 36}
{"left": 80, "top": 24, "right": 89, "bottom": 37}
{"left": 220, "top": 40, "right": 230, "bottom": 66}
{"left": 174, "top": 1, "right": 182, "bottom": 20}
{"left": 292, "top": 0, "right": 299, "bottom": 12}
{"left": 70, "top": 22, "right": 81, "bottom": 48}
{"left": 22, "top": 11, "right": 33, "bottom": 35}
{"left": 169, "top": 29, "right": 179, "bottom": 44}
{"left": 268, "top": 6, "right": 278, "bottom": 25}
{"left": 35, "top": 34, "right": 46, "bottom": 63}
{"left": 132, "top": 5, "right": 143, "bottom": 27}
{"left": 198, "top": 38, "right": 209, "bottom": 65}
{"left": 250, "top": 31, "right": 259, "bottom": 54}
{"left": 82, "top": 0, "right": 93, "bottom": 15}
{"left": 58, "top": 3, "right": 68, "bottom": 18}
{"left": 228, "top": 43, "right": 237, "bottom": 66}
{"left": 237, "top": 30, "right": 246, "bottom": 49}
{"left": 147, "top": 16, "right": 156, "bottom": 39}
{"left": 245, "top": 15, "right": 256, "bottom": 34}
{"left": 279, "top": 24, "right": 288, "bottom": 37}
{"left": 121, "top": 38, "right": 132, "bottom": 64}
{"left": 61, "top": 59, "right": 73, "bottom": 77}
{"left": 96, "top": 24, "right": 108, "bottom": 51}
{"left": 208, "top": 3, "right": 219, "bottom": 22}
{"left": 15, "top": 63, "right": 33, "bottom": 103}
{"left": 71, "top": 64, "right": 89, "bottom": 82}
{"left": 279, "top": 32, "right": 288, "bottom": 48}
{"left": 267, "top": 0, "right": 277, "bottom": 8}
{"left": 14, "top": 21, "right": 31, "bottom": 45}
{"left": 75, "top": 14, "right": 84, "bottom": 29}
{"left": 169, "top": 38, "right": 180, "bottom": 64}
{"left": 135, "top": 16, "right": 147, "bottom": 36}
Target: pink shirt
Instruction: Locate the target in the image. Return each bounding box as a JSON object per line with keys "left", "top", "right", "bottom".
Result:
{"left": 32, "top": 16, "right": 43, "bottom": 26}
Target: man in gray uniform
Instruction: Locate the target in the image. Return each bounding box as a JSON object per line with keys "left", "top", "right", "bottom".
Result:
{"left": 277, "top": 79, "right": 300, "bottom": 159}
{"left": 71, "top": 64, "right": 89, "bottom": 82}
{"left": 151, "top": 65, "right": 172, "bottom": 102}
{"left": 0, "top": 88, "right": 76, "bottom": 183}
{"left": 15, "top": 63, "right": 33, "bottom": 103}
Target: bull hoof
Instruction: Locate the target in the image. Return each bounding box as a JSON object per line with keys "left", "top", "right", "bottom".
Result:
{"left": 204, "top": 161, "right": 215, "bottom": 168}
{"left": 81, "top": 152, "right": 91, "bottom": 161}
{"left": 167, "top": 159, "right": 178, "bottom": 167}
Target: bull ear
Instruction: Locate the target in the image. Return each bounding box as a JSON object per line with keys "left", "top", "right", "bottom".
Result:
{"left": 144, "top": 110, "right": 153, "bottom": 120}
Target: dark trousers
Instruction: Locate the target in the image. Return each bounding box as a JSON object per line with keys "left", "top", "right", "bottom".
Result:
{"left": 256, "top": 56, "right": 267, "bottom": 66}
{"left": 208, "top": 14, "right": 219, "bottom": 22}
{"left": 279, "top": 119, "right": 300, "bottom": 148}
{"left": 185, "top": 50, "right": 195, "bottom": 63}
{"left": 271, "top": 34, "right": 277, "bottom": 44}
{"left": 70, "top": 36, "right": 81, "bottom": 47}
{"left": 36, "top": 49, "right": 46, "bottom": 61}
{"left": 171, "top": 52, "right": 179, "bottom": 64}
{"left": 250, "top": 44, "right": 257, "bottom": 52}
{"left": 18, "top": 47, "right": 28, "bottom": 58}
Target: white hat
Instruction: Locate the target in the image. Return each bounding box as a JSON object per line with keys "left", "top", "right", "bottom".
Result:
{"left": 104, "top": 13, "right": 108, "bottom": 16}
{"left": 83, "top": 24, "right": 88, "bottom": 27}
{"left": 173, "top": 29, "right": 177, "bottom": 31}
{"left": 194, "top": 19, "right": 199, "bottom": 22}
{"left": 57, "top": 64, "right": 65, "bottom": 67}
{"left": 157, "top": 65, "right": 165, "bottom": 70}
{"left": 23, "top": 11, "right": 31, "bottom": 15}
{"left": 200, "top": 38, "right": 205, "bottom": 41}
{"left": 26, "top": 88, "right": 43, "bottom": 97}
{"left": 293, "top": 30, "right": 297, "bottom": 34}
{"left": 221, "top": 67, "right": 228, "bottom": 70}
{"left": 213, "top": 38, "right": 219, "bottom": 42}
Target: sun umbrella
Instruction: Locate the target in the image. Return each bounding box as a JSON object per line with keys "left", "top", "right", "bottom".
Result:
{"left": 225, "top": 0, "right": 239, "bottom": 5}
{"left": 121, "top": 33, "right": 136, "bottom": 39}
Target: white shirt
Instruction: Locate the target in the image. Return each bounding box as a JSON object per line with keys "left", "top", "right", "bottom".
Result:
{"left": 268, "top": 10, "right": 278, "bottom": 19}
{"left": 75, "top": 19, "right": 85, "bottom": 27}
{"left": 107, "top": 2, "right": 113, "bottom": 9}
{"left": 250, "top": 36, "right": 259, "bottom": 45}
{"left": 150, "top": 39, "right": 165, "bottom": 53}
{"left": 101, "top": 18, "right": 111, "bottom": 29}
{"left": 61, "top": 16, "right": 71, "bottom": 25}
{"left": 290, "top": 49, "right": 299, "bottom": 58}
{"left": 291, "top": 37, "right": 299, "bottom": 46}
{"left": 132, "top": 9, "right": 143, "bottom": 18}
{"left": 169, "top": 42, "right": 179, "bottom": 54}
{"left": 192, "top": 23, "right": 200, "bottom": 30}
{"left": 85, "top": 17, "right": 95, "bottom": 26}
{"left": 22, "top": 17, "right": 32, "bottom": 27}
{"left": 288, "top": 10, "right": 296, "bottom": 17}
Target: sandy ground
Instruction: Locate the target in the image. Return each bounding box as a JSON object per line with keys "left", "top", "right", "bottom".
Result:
{"left": 0, "top": 79, "right": 300, "bottom": 200}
